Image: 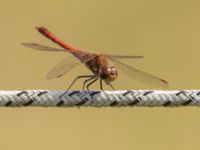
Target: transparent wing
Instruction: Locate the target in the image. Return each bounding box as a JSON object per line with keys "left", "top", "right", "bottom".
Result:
{"left": 22, "top": 42, "right": 96, "bottom": 79}
{"left": 22, "top": 43, "right": 144, "bottom": 59}
{"left": 106, "top": 54, "right": 144, "bottom": 59}
{"left": 22, "top": 43, "right": 66, "bottom": 52}
{"left": 46, "top": 55, "right": 96, "bottom": 79}
{"left": 22, "top": 42, "right": 95, "bottom": 61}
{"left": 108, "top": 57, "right": 169, "bottom": 88}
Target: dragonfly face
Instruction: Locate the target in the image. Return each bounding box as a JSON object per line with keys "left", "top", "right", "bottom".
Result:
{"left": 100, "top": 66, "right": 118, "bottom": 84}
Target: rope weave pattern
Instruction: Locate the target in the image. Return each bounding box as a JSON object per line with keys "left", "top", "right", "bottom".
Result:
{"left": 0, "top": 90, "right": 199, "bottom": 107}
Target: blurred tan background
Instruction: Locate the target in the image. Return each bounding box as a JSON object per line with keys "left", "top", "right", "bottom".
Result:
{"left": 0, "top": 0, "right": 200, "bottom": 149}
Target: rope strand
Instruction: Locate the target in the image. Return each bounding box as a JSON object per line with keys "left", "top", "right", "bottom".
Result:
{"left": 0, "top": 90, "right": 199, "bottom": 107}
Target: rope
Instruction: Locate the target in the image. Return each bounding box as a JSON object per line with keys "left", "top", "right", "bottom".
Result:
{"left": 0, "top": 90, "right": 199, "bottom": 107}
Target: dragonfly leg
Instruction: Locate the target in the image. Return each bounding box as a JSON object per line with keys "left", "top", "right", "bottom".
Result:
{"left": 100, "top": 79, "right": 108, "bottom": 95}
{"left": 85, "top": 77, "right": 99, "bottom": 101}
{"left": 86, "top": 77, "right": 99, "bottom": 91}
{"left": 100, "top": 79, "right": 115, "bottom": 91}
{"left": 100, "top": 80, "right": 112, "bottom": 100}
{"left": 82, "top": 76, "right": 96, "bottom": 90}
{"left": 59, "top": 75, "right": 94, "bottom": 100}
{"left": 100, "top": 79, "right": 108, "bottom": 94}
{"left": 108, "top": 83, "right": 115, "bottom": 90}
{"left": 100, "top": 79, "right": 104, "bottom": 91}
{"left": 67, "top": 75, "right": 94, "bottom": 91}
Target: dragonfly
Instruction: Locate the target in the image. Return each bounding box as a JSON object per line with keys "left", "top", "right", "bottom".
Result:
{"left": 22, "top": 27, "right": 169, "bottom": 91}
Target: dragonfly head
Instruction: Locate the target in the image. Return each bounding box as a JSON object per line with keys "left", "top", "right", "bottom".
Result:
{"left": 100, "top": 66, "right": 118, "bottom": 83}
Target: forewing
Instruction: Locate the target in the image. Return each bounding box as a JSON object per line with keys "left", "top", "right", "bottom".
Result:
{"left": 22, "top": 43, "right": 66, "bottom": 52}
{"left": 108, "top": 57, "right": 169, "bottom": 88}
{"left": 46, "top": 55, "right": 96, "bottom": 79}
{"left": 106, "top": 54, "right": 144, "bottom": 59}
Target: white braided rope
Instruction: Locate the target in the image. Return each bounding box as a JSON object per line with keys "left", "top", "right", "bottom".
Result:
{"left": 0, "top": 90, "right": 199, "bottom": 107}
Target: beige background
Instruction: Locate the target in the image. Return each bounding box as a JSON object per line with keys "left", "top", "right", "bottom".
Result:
{"left": 0, "top": 0, "right": 200, "bottom": 149}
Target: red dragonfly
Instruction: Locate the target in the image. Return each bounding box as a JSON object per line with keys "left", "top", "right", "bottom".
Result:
{"left": 22, "top": 27, "right": 169, "bottom": 91}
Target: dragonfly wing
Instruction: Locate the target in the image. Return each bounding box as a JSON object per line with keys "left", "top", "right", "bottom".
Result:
{"left": 46, "top": 54, "right": 96, "bottom": 79}
{"left": 108, "top": 57, "right": 169, "bottom": 88}
{"left": 106, "top": 54, "right": 144, "bottom": 59}
{"left": 22, "top": 42, "right": 96, "bottom": 79}
{"left": 22, "top": 43, "right": 66, "bottom": 52}
{"left": 22, "top": 43, "right": 95, "bottom": 61}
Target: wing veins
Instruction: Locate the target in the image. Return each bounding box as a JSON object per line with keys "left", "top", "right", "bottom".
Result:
{"left": 106, "top": 54, "right": 144, "bottom": 59}
{"left": 108, "top": 57, "right": 169, "bottom": 88}
{"left": 22, "top": 43, "right": 66, "bottom": 52}
{"left": 46, "top": 55, "right": 96, "bottom": 79}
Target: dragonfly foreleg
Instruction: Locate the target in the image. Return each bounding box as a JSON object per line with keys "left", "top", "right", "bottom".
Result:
{"left": 108, "top": 83, "right": 115, "bottom": 90}
{"left": 100, "top": 79, "right": 108, "bottom": 96}
{"left": 100, "top": 79, "right": 115, "bottom": 91}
